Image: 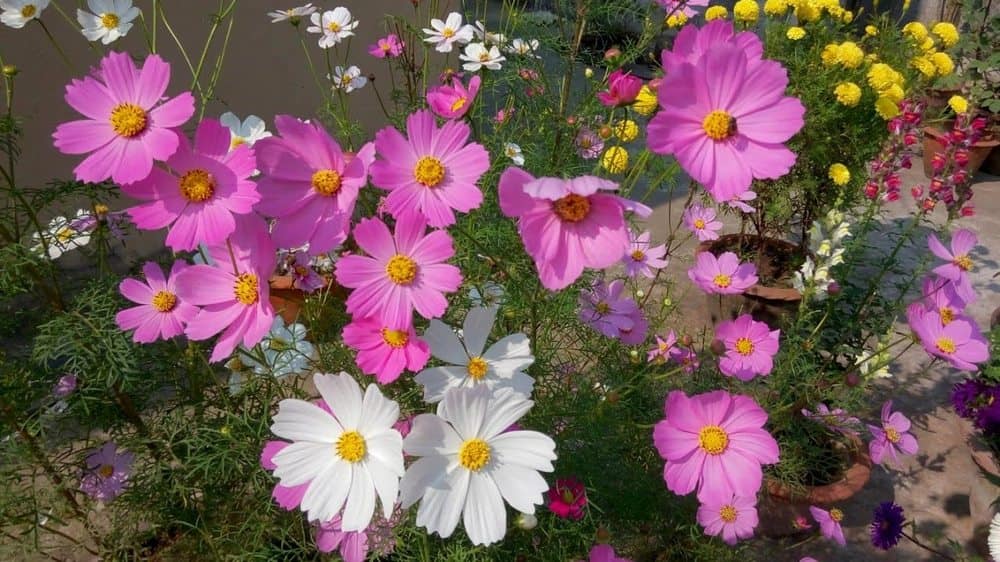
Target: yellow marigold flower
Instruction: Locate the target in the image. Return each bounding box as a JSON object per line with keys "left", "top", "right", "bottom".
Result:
{"left": 833, "top": 82, "right": 862, "bottom": 106}
{"left": 842, "top": 10, "right": 853, "bottom": 22}
{"left": 875, "top": 96, "right": 900, "bottom": 120}
{"left": 882, "top": 83, "right": 905, "bottom": 103}
{"left": 903, "top": 0, "right": 911, "bottom": 10}
{"left": 948, "top": 95, "right": 968, "bottom": 114}
{"left": 665, "top": 12, "right": 689, "bottom": 27}
{"left": 930, "top": 52, "right": 954, "bottom": 75}
{"left": 613, "top": 119, "right": 640, "bottom": 143}
{"left": 795, "top": 1, "right": 821, "bottom": 21}
{"left": 865, "top": 53, "right": 879, "bottom": 63}
{"left": 919, "top": 36, "right": 936, "bottom": 52}
{"left": 827, "top": 5, "right": 844, "bottom": 17}
{"left": 867, "top": 63, "right": 901, "bottom": 91}
{"left": 865, "top": 24, "right": 878, "bottom": 36}
{"left": 705, "top": 5, "right": 729, "bottom": 20}
{"left": 786, "top": 26, "right": 806, "bottom": 40}
{"left": 932, "top": 22, "right": 958, "bottom": 47}
{"left": 632, "top": 85, "right": 658, "bottom": 116}
{"left": 837, "top": 41, "right": 864, "bottom": 68}
{"left": 903, "top": 22, "right": 928, "bottom": 42}
{"left": 734, "top": 0, "right": 760, "bottom": 21}
{"left": 828, "top": 163, "right": 850, "bottom": 185}
{"left": 764, "top": 0, "right": 788, "bottom": 15}
{"left": 602, "top": 146, "right": 629, "bottom": 174}
{"left": 821, "top": 44, "right": 841, "bottom": 66}
{"left": 911, "top": 56, "right": 936, "bottom": 78}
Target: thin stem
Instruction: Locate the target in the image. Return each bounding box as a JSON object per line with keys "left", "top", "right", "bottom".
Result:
{"left": 35, "top": 20, "right": 76, "bottom": 72}
{"left": 902, "top": 531, "right": 956, "bottom": 561}
{"left": 157, "top": 2, "right": 203, "bottom": 98}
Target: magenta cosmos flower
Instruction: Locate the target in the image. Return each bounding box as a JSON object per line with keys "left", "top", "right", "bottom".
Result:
{"left": 809, "top": 505, "right": 846, "bottom": 546}
{"left": 123, "top": 118, "right": 259, "bottom": 251}
{"left": 370, "top": 109, "right": 488, "bottom": 227}
{"left": 116, "top": 261, "right": 198, "bottom": 343}
{"left": 697, "top": 494, "right": 758, "bottom": 545}
{"left": 715, "top": 314, "right": 780, "bottom": 381}
{"left": 427, "top": 75, "right": 481, "bottom": 120}
{"left": 648, "top": 44, "right": 804, "bottom": 203}
{"left": 867, "top": 400, "right": 918, "bottom": 467}
{"left": 683, "top": 204, "right": 724, "bottom": 241}
{"left": 907, "top": 304, "right": 988, "bottom": 371}
{"left": 175, "top": 218, "right": 276, "bottom": 362}
{"left": 688, "top": 251, "right": 758, "bottom": 295}
{"left": 653, "top": 390, "right": 779, "bottom": 501}
{"left": 597, "top": 69, "right": 642, "bottom": 107}
{"left": 499, "top": 168, "right": 636, "bottom": 290}
{"left": 660, "top": 20, "right": 762, "bottom": 75}
{"left": 579, "top": 279, "right": 640, "bottom": 338}
{"left": 622, "top": 230, "right": 669, "bottom": 278}
{"left": 920, "top": 276, "right": 969, "bottom": 324}
{"left": 254, "top": 115, "right": 374, "bottom": 255}
{"left": 656, "top": 0, "right": 710, "bottom": 17}
{"left": 589, "top": 544, "right": 632, "bottom": 562}
{"left": 335, "top": 211, "right": 462, "bottom": 330}
{"left": 80, "top": 442, "right": 134, "bottom": 502}
{"left": 648, "top": 330, "right": 677, "bottom": 363}
{"left": 547, "top": 477, "right": 588, "bottom": 520}
{"left": 928, "top": 229, "right": 977, "bottom": 302}
{"left": 261, "top": 438, "right": 310, "bottom": 510}
{"left": 342, "top": 317, "right": 430, "bottom": 384}
{"left": 369, "top": 34, "right": 404, "bottom": 58}
{"left": 618, "top": 308, "right": 649, "bottom": 345}
{"left": 53, "top": 52, "right": 195, "bottom": 185}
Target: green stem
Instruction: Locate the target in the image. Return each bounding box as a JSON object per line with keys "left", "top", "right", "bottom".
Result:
{"left": 35, "top": 20, "right": 76, "bottom": 72}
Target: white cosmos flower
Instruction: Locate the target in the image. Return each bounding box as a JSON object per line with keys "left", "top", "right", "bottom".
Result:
{"left": 399, "top": 386, "right": 556, "bottom": 546}
{"left": 241, "top": 317, "right": 315, "bottom": 378}
{"left": 219, "top": 112, "right": 271, "bottom": 149}
{"left": 1, "top": 0, "right": 48, "bottom": 28}
{"left": 473, "top": 20, "right": 506, "bottom": 46}
{"left": 76, "top": 0, "right": 139, "bottom": 44}
{"left": 270, "top": 372, "right": 404, "bottom": 531}
{"left": 460, "top": 42, "right": 506, "bottom": 72}
{"left": 503, "top": 142, "right": 525, "bottom": 166}
{"left": 506, "top": 38, "right": 540, "bottom": 57}
{"left": 989, "top": 513, "right": 1000, "bottom": 561}
{"left": 423, "top": 12, "right": 475, "bottom": 53}
{"left": 267, "top": 3, "right": 317, "bottom": 23}
{"left": 416, "top": 306, "right": 534, "bottom": 403}
{"left": 307, "top": 7, "right": 357, "bottom": 48}
{"left": 331, "top": 65, "right": 367, "bottom": 93}
{"left": 31, "top": 213, "right": 91, "bottom": 259}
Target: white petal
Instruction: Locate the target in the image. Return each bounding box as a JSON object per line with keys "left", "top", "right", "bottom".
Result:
{"left": 403, "top": 413, "right": 463, "bottom": 456}
{"left": 489, "top": 463, "right": 547, "bottom": 514}
{"left": 462, "top": 472, "right": 506, "bottom": 546}
{"left": 495, "top": 371, "right": 535, "bottom": 400}
{"left": 365, "top": 457, "right": 400, "bottom": 519}
{"left": 271, "top": 398, "right": 342, "bottom": 443}
{"left": 462, "top": 306, "right": 497, "bottom": 356}
{"left": 478, "top": 390, "right": 532, "bottom": 440}
{"left": 272, "top": 441, "right": 334, "bottom": 487}
{"left": 365, "top": 430, "right": 404, "bottom": 475}
{"left": 300, "top": 460, "right": 351, "bottom": 523}
{"left": 341, "top": 465, "right": 375, "bottom": 531}
{"left": 358, "top": 383, "right": 399, "bottom": 434}
{"left": 423, "top": 319, "right": 469, "bottom": 365}
{"left": 400, "top": 455, "right": 450, "bottom": 507}
{"left": 414, "top": 366, "right": 466, "bottom": 403}
{"left": 219, "top": 111, "right": 242, "bottom": 132}
{"left": 416, "top": 468, "right": 469, "bottom": 539}
{"left": 439, "top": 386, "right": 490, "bottom": 440}
{"left": 483, "top": 333, "right": 534, "bottom": 374}
{"left": 314, "top": 372, "right": 363, "bottom": 429}
{"left": 489, "top": 431, "right": 556, "bottom": 472}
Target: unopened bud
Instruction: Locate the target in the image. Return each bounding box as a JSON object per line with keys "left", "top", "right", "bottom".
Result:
{"left": 635, "top": 289, "right": 645, "bottom": 298}
{"left": 584, "top": 67, "right": 594, "bottom": 78}
{"left": 679, "top": 334, "right": 693, "bottom": 347}
{"left": 826, "top": 281, "right": 841, "bottom": 296}
{"left": 710, "top": 339, "right": 726, "bottom": 355}
{"left": 845, "top": 371, "right": 862, "bottom": 387}
{"left": 516, "top": 513, "right": 537, "bottom": 530}
{"left": 2, "top": 64, "right": 17, "bottom": 77}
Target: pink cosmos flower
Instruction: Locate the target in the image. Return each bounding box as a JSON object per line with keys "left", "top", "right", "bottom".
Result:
{"left": 619, "top": 308, "right": 649, "bottom": 345}
{"left": 579, "top": 279, "right": 640, "bottom": 338}
{"left": 315, "top": 516, "right": 367, "bottom": 561}
{"left": 575, "top": 127, "right": 604, "bottom": 159}
{"left": 653, "top": 390, "right": 780, "bottom": 501}
{"left": 928, "top": 229, "right": 977, "bottom": 302}
{"left": 660, "top": 20, "right": 762, "bottom": 74}
{"left": 809, "top": 505, "right": 846, "bottom": 546}
{"left": 334, "top": 211, "right": 462, "bottom": 330}
{"left": 342, "top": 317, "right": 431, "bottom": 384}
{"left": 866, "top": 400, "right": 918, "bottom": 467}
{"left": 715, "top": 314, "right": 780, "bottom": 381}
{"left": 801, "top": 404, "right": 861, "bottom": 437}
{"left": 670, "top": 346, "right": 700, "bottom": 372}
{"left": 547, "top": 477, "right": 587, "bottom": 520}
{"left": 656, "top": 0, "right": 710, "bottom": 17}
{"left": 726, "top": 189, "right": 758, "bottom": 213}
{"left": 123, "top": 118, "right": 259, "bottom": 251}
{"left": 697, "top": 494, "right": 758, "bottom": 545}
{"left": 370, "top": 109, "right": 488, "bottom": 227}
{"left": 254, "top": 116, "right": 374, "bottom": 255}
{"left": 597, "top": 69, "right": 642, "bottom": 107}
{"left": 920, "top": 276, "right": 969, "bottom": 324}
{"left": 499, "top": 168, "right": 641, "bottom": 290}
{"left": 53, "top": 374, "right": 78, "bottom": 398}
{"left": 622, "top": 230, "right": 669, "bottom": 278}
{"left": 116, "top": 261, "right": 199, "bottom": 343}
{"left": 589, "top": 544, "right": 632, "bottom": 562}
{"left": 369, "top": 34, "right": 404, "bottom": 58}
{"left": 427, "top": 75, "right": 481, "bottom": 120}
{"left": 261, "top": 439, "right": 310, "bottom": 510}
{"left": 290, "top": 253, "right": 326, "bottom": 293}
{"left": 175, "top": 218, "right": 276, "bottom": 362}
{"left": 53, "top": 52, "right": 195, "bottom": 185}
{"left": 682, "top": 204, "right": 724, "bottom": 241}
{"left": 80, "top": 442, "right": 134, "bottom": 502}
{"left": 648, "top": 44, "right": 804, "bottom": 203}
{"left": 688, "top": 251, "right": 758, "bottom": 295}
{"left": 907, "top": 304, "right": 988, "bottom": 371}
{"left": 648, "top": 330, "right": 677, "bottom": 363}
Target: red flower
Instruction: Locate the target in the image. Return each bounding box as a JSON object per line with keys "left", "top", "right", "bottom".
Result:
{"left": 547, "top": 477, "right": 588, "bottom": 520}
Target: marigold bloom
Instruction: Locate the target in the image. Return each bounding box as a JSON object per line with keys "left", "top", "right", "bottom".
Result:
{"left": 931, "top": 52, "right": 954, "bottom": 75}
{"left": 763, "top": 0, "right": 787, "bottom": 15}
{"left": 688, "top": 251, "right": 758, "bottom": 295}
{"left": 632, "top": 84, "right": 659, "bottom": 116}
{"left": 705, "top": 5, "right": 728, "bottom": 19}
{"left": 116, "top": 261, "right": 198, "bottom": 343}
{"left": 828, "top": 163, "right": 850, "bottom": 185}
{"left": 342, "top": 317, "right": 430, "bottom": 384}
{"left": 715, "top": 314, "right": 780, "bottom": 380}
{"left": 733, "top": 0, "right": 759, "bottom": 21}
{"left": 602, "top": 146, "right": 629, "bottom": 173}
{"left": 931, "top": 22, "right": 958, "bottom": 47}
{"left": 697, "top": 494, "right": 758, "bottom": 545}
{"left": 949, "top": 95, "right": 968, "bottom": 114}
{"left": 866, "top": 400, "right": 918, "bottom": 467}
{"left": 786, "top": 26, "right": 806, "bottom": 40}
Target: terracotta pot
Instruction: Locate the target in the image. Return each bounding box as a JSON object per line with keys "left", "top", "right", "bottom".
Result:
{"left": 267, "top": 274, "right": 340, "bottom": 324}
{"left": 923, "top": 87, "right": 962, "bottom": 113}
{"left": 922, "top": 126, "right": 1000, "bottom": 178}
{"left": 983, "top": 145, "right": 1000, "bottom": 176}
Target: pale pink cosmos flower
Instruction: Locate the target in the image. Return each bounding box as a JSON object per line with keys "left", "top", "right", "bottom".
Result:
{"left": 597, "top": 69, "right": 642, "bottom": 107}
{"left": 809, "top": 505, "right": 846, "bottom": 546}
{"left": 726, "top": 189, "right": 758, "bottom": 213}
{"left": 688, "top": 251, "right": 758, "bottom": 295}
{"left": 660, "top": 20, "right": 762, "bottom": 74}
{"left": 116, "top": 261, "right": 199, "bottom": 343}
{"left": 254, "top": 116, "right": 374, "bottom": 255}
{"left": 123, "top": 118, "right": 259, "bottom": 251}
{"left": 656, "top": 0, "right": 710, "bottom": 18}
{"left": 622, "top": 230, "right": 669, "bottom": 278}
{"left": 579, "top": 279, "right": 639, "bottom": 338}
{"left": 618, "top": 307, "right": 649, "bottom": 345}
{"left": 334, "top": 211, "right": 462, "bottom": 330}
{"left": 648, "top": 330, "right": 677, "bottom": 363}
{"left": 928, "top": 229, "right": 977, "bottom": 302}
{"left": 589, "top": 544, "right": 632, "bottom": 562}
{"left": 342, "top": 317, "right": 430, "bottom": 384}
{"left": 427, "top": 75, "right": 481, "bottom": 120}
{"left": 80, "top": 442, "right": 134, "bottom": 502}
{"left": 670, "top": 346, "right": 700, "bottom": 372}
{"left": 53, "top": 374, "right": 78, "bottom": 398}
{"left": 370, "top": 110, "right": 488, "bottom": 227}
{"left": 866, "top": 400, "right": 918, "bottom": 467}
{"left": 907, "top": 304, "right": 988, "bottom": 371}
{"left": 575, "top": 127, "right": 604, "bottom": 159}
{"left": 53, "top": 52, "right": 194, "bottom": 185}
{"left": 697, "top": 494, "right": 759, "bottom": 545}
{"left": 715, "top": 314, "right": 780, "bottom": 381}
{"left": 801, "top": 403, "right": 861, "bottom": 437}
{"left": 682, "top": 204, "right": 724, "bottom": 241}
{"left": 369, "top": 34, "right": 404, "bottom": 58}
{"left": 920, "top": 276, "right": 969, "bottom": 325}
{"left": 290, "top": 253, "right": 325, "bottom": 292}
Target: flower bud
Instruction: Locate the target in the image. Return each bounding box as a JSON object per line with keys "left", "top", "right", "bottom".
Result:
{"left": 826, "top": 281, "right": 841, "bottom": 296}
{"left": 1, "top": 64, "right": 17, "bottom": 77}
{"left": 710, "top": 339, "right": 726, "bottom": 356}
{"left": 598, "top": 125, "right": 613, "bottom": 139}
{"left": 516, "top": 513, "right": 538, "bottom": 530}
{"left": 603, "top": 48, "right": 622, "bottom": 61}
{"left": 960, "top": 205, "right": 975, "bottom": 217}
{"left": 635, "top": 289, "right": 645, "bottom": 298}
{"left": 845, "top": 371, "right": 862, "bottom": 387}
{"left": 679, "top": 334, "right": 693, "bottom": 347}
{"left": 584, "top": 67, "right": 594, "bottom": 78}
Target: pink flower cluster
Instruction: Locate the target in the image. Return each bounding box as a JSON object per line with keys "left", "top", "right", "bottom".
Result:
{"left": 920, "top": 112, "right": 988, "bottom": 217}
{"left": 863, "top": 99, "right": 923, "bottom": 203}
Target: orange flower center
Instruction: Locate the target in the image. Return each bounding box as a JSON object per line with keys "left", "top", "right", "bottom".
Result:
{"left": 450, "top": 96, "right": 468, "bottom": 113}
{"left": 885, "top": 427, "right": 901, "bottom": 443}
{"left": 698, "top": 425, "right": 729, "bottom": 455}
{"left": 829, "top": 508, "right": 844, "bottom": 522}
{"left": 694, "top": 218, "right": 706, "bottom": 229}
{"left": 98, "top": 464, "right": 114, "bottom": 478}
{"left": 151, "top": 290, "right": 177, "bottom": 312}
{"left": 381, "top": 328, "right": 409, "bottom": 348}
{"left": 735, "top": 337, "right": 754, "bottom": 356}
{"left": 553, "top": 194, "right": 591, "bottom": 223}
{"left": 935, "top": 336, "right": 956, "bottom": 354}
{"left": 631, "top": 250, "right": 646, "bottom": 262}
{"left": 940, "top": 307, "right": 954, "bottom": 324}
{"left": 179, "top": 169, "right": 216, "bottom": 202}
{"left": 311, "top": 169, "right": 342, "bottom": 196}
{"left": 233, "top": 273, "right": 259, "bottom": 305}
{"left": 702, "top": 110, "right": 737, "bottom": 141}
{"left": 109, "top": 103, "right": 148, "bottom": 138}
{"left": 713, "top": 274, "right": 732, "bottom": 288}
{"left": 467, "top": 357, "right": 488, "bottom": 380}
{"left": 953, "top": 254, "right": 973, "bottom": 271}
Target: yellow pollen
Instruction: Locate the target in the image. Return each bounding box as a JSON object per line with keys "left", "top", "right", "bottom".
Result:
{"left": 151, "top": 290, "right": 177, "bottom": 312}
{"left": 698, "top": 425, "right": 729, "bottom": 455}
{"left": 719, "top": 505, "right": 738, "bottom": 523}
{"left": 311, "top": 169, "right": 342, "bottom": 196}
{"left": 595, "top": 302, "right": 611, "bottom": 315}
{"left": 233, "top": 273, "right": 259, "bottom": 305}
{"left": 381, "top": 43, "right": 392, "bottom": 52}
{"left": 94, "top": 203, "right": 109, "bottom": 215}
{"left": 413, "top": 156, "right": 446, "bottom": 187}
{"left": 702, "top": 110, "right": 737, "bottom": 141}
{"left": 467, "top": 356, "right": 488, "bottom": 380}
{"left": 631, "top": 250, "right": 646, "bottom": 262}
{"left": 385, "top": 254, "right": 417, "bottom": 285}
{"left": 694, "top": 218, "right": 706, "bottom": 229}
{"left": 109, "top": 103, "right": 148, "bottom": 138}
{"left": 450, "top": 97, "right": 468, "bottom": 113}
{"left": 954, "top": 255, "right": 973, "bottom": 271}
{"left": 735, "top": 337, "right": 754, "bottom": 356}
{"left": 178, "top": 169, "right": 216, "bottom": 202}
{"left": 101, "top": 12, "right": 119, "bottom": 29}
{"left": 381, "top": 328, "right": 409, "bottom": 348}
{"left": 20, "top": 4, "right": 36, "bottom": 18}
{"left": 940, "top": 308, "right": 954, "bottom": 324}
{"left": 552, "top": 194, "right": 591, "bottom": 223}
{"left": 327, "top": 21, "right": 341, "bottom": 33}
{"left": 458, "top": 438, "right": 491, "bottom": 471}
{"left": 230, "top": 137, "right": 246, "bottom": 149}
{"left": 935, "top": 337, "right": 956, "bottom": 354}
{"left": 56, "top": 227, "right": 76, "bottom": 243}
{"left": 713, "top": 274, "right": 732, "bottom": 288}
{"left": 97, "top": 464, "right": 114, "bottom": 478}
{"left": 829, "top": 508, "right": 844, "bottom": 522}
{"left": 341, "top": 74, "right": 353, "bottom": 87}
{"left": 479, "top": 52, "right": 491, "bottom": 62}
{"left": 884, "top": 427, "right": 901, "bottom": 443}
{"left": 336, "top": 430, "right": 366, "bottom": 463}
{"left": 659, "top": 341, "right": 670, "bottom": 351}
{"left": 441, "top": 27, "right": 455, "bottom": 38}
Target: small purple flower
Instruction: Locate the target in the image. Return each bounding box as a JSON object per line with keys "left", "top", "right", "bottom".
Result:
{"left": 648, "top": 330, "right": 677, "bottom": 363}
{"left": 622, "top": 230, "right": 669, "bottom": 278}
{"left": 575, "top": 127, "right": 604, "bottom": 159}
{"left": 52, "top": 374, "right": 78, "bottom": 398}
{"left": 870, "top": 501, "right": 905, "bottom": 550}
{"left": 669, "top": 346, "right": 700, "bottom": 373}
{"left": 683, "top": 204, "right": 724, "bottom": 242}
{"left": 688, "top": 251, "right": 758, "bottom": 295}
{"left": 920, "top": 276, "right": 969, "bottom": 324}
{"left": 291, "top": 253, "right": 326, "bottom": 292}
{"left": 951, "top": 379, "right": 985, "bottom": 419}
{"left": 79, "top": 442, "right": 133, "bottom": 502}
{"left": 578, "top": 279, "right": 639, "bottom": 338}
{"left": 801, "top": 403, "right": 861, "bottom": 436}
{"left": 927, "top": 229, "right": 977, "bottom": 302}
{"left": 867, "top": 400, "right": 918, "bottom": 467}
{"left": 696, "top": 494, "right": 759, "bottom": 545}
{"left": 715, "top": 314, "right": 780, "bottom": 381}
{"left": 618, "top": 307, "right": 648, "bottom": 345}
{"left": 809, "top": 505, "right": 846, "bottom": 546}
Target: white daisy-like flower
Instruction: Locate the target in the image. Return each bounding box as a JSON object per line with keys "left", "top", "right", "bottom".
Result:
{"left": 30, "top": 213, "right": 91, "bottom": 259}
{"left": 460, "top": 42, "right": 506, "bottom": 72}
{"left": 330, "top": 65, "right": 367, "bottom": 93}
{"left": 270, "top": 372, "right": 405, "bottom": 531}
{"left": 267, "top": 3, "right": 317, "bottom": 23}
{"left": 503, "top": 142, "right": 525, "bottom": 166}
{"left": 506, "top": 38, "right": 540, "bottom": 57}
{"left": 219, "top": 112, "right": 271, "bottom": 149}
{"left": 307, "top": 7, "right": 357, "bottom": 48}
{"left": 989, "top": 512, "right": 1000, "bottom": 561}
{"left": 416, "top": 306, "right": 534, "bottom": 403}
{"left": 1, "top": 0, "right": 48, "bottom": 28}
{"left": 473, "top": 20, "right": 507, "bottom": 46}
{"left": 242, "top": 317, "right": 315, "bottom": 379}
{"left": 76, "top": 0, "right": 139, "bottom": 44}
{"left": 422, "top": 12, "right": 475, "bottom": 53}
{"left": 399, "top": 386, "right": 556, "bottom": 546}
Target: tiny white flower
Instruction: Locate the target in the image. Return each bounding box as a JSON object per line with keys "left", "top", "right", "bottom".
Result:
{"left": 503, "top": 142, "right": 525, "bottom": 166}
{"left": 267, "top": 3, "right": 317, "bottom": 23}
{"left": 219, "top": 112, "right": 271, "bottom": 150}
{"left": 307, "top": 7, "right": 357, "bottom": 48}
{"left": 31, "top": 213, "right": 91, "bottom": 260}
{"left": 1, "top": 0, "right": 48, "bottom": 28}
{"left": 242, "top": 317, "right": 316, "bottom": 379}
{"left": 76, "top": 0, "right": 139, "bottom": 44}
{"left": 473, "top": 20, "right": 507, "bottom": 46}
{"left": 330, "top": 65, "right": 367, "bottom": 93}
{"left": 422, "top": 12, "right": 475, "bottom": 53}
{"left": 989, "top": 513, "right": 1000, "bottom": 561}
{"left": 460, "top": 42, "right": 506, "bottom": 72}
{"left": 506, "top": 38, "right": 540, "bottom": 58}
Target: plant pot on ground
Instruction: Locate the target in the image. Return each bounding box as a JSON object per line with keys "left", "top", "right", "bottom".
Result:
{"left": 267, "top": 275, "right": 341, "bottom": 324}
{"left": 922, "top": 126, "right": 1000, "bottom": 178}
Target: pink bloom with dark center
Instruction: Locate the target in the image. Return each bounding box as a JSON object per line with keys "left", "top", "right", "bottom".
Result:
{"left": 589, "top": 544, "right": 632, "bottom": 562}
{"left": 907, "top": 304, "right": 988, "bottom": 371}
{"left": 697, "top": 494, "right": 759, "bottom": 545}
{"left": 427, "top": 75, "right": 481, "bottom": 120}
{"left": 648, "top": 330, "right": 678, "bottom": 363}
{"left": 547, "top": 477, "right": 588, "bottom": 520}
{"left": 866, "top": 400, "right": 918, "bottom": 467}
{"left": 688, "top": 251, "right": 758, "bottom": 295}
{"left": 369, "top": 34, "right": 404, "bottom": 58}
{"left": 809, "top": 505, "right": 846, "bottom": 546}
{"left": 682, "top": 204, "right": 724, "bottom": 241}
{"left": 928, "top": 229, "right": 977, "bottom": 302}
{"left": 660, "top": 20, "right": 762, "bottom": 74}
{"left": 597, "top": 70, "right": 642, "bottom": 107}
{"left": 53, "top": 52, "right": 195, "bottom": 185}
{"left": 715, "top": 314, "right": 780, "bottom": 381}
{"left": 578, "top": 279, "right": 639, "bottom": 338}
{"left": 622, "top": 230, "right": 669, "bottom": 278}
{"left": 116, "top": 261, "right": 199, "bottom": 343}
{"left": 79, "top": 442, "right": 134, "bottom": 502}
{"left": 342, "top": 317, "right": 430, "bottom": 384}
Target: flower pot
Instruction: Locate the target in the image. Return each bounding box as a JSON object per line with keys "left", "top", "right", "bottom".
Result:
{"left": 923, "top": 86, "right": 962, "bottom": 113}
{"left": 983, "top": 145, "right": 1000, "bottom": 176}
{"left": 268, "top": 274, "right": 338, "bottom": 324}
{"left": 922, "top": 126, "right": 1000, "bottom": 178}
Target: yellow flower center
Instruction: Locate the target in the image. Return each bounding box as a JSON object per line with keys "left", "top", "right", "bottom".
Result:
{"left": 694, "top": 218, "right": 706, "bottom": 229}
{"left": 385, "top": 254, "right": 417, "bottom": 285}
{"left": 940, "top": 307, "right": 954, "bottom": 325}
{"left": 381, "top": 328, "right": 409, "bottom": 348}
{"left": 341, "top": 74, "right": 354, "bottom": 87}
{"left": 151, "top": 290, "right": 177, "bottom": 312}
{"left": 735, "top": 337, "right": 754, "bottom": 356}
{"left": 442, "top": 27, "right": 455, "bottom": 38}
{"left": 94, "top": 203, "right": 109, "bottom": 215}
{"left": 552, "top": 194, "right": 591, "bottom": 223}
{"left": 829, "top": 508, "right": 844, "bottom": 522}
{"left": 233, "top": 273, "right": 259, "bottom": 305}
{"left": 178, "top": 169, "right": 216, "bottom": 202}
{"left": 336, "top": 430, "right": 366, "bottom": 463}
{"left": 954, "top": 254, "right": 973, "bottom": 271}
{"left": 595, "top": 302, "right": 611, "bottom": 315}
{"left": 450, "top": 96, "right": 468, "bottom": 113}
{"left": 56, "top": 227, "right": 76, "bottom": 243}
{"left": 101, "top": 12, "right": 119, "bottom": 29}
{"left": 631, "top": 250, "right": 646, "bottom": 262}
{"left": 98, "top": 464, "right": 114, "bottom": 478}
{"left": 935, "top": 336, "right": 956, "bottom": 354}
{"left": 381, "top": 43, "right": 392, "bottom": 52}
{"left": 230, "top": 137, "right": 246, "bottom": 149}
{"left": 719, "top": 505, "right": 738, "bottom": 523}
{"left": 467, "top": 356, "right": 488, "bottom": 380}
{"left": 713, "top": 274, "right": 732, "bottom": 288}
{"left": 702, "top": 110, "right": 737, "bottom": 141}
{"left": 311, "top": 169, "right": 342, "bottom": 196}
{"left": 20, "top": 4, "right": 36, "bottom": 18}
{"left": 479, "top": 52, "right": 491, "bottom": 62}
{"left": 327, "top": 21, "right": 341, "bottom": 33}
{"left": 109, "top": 102, "right": 148, "bottom": 138}
{"left": 698, "top": 425, "right": 729, "bottom": 455}
{"left": 413, "top": 156, "right": 446, "bottom": 187}
{"left": 458, "top": 438, "right": 491, "bottom": 471}
{"left": 884, "top": 427, "right": 901, "bottom": 443}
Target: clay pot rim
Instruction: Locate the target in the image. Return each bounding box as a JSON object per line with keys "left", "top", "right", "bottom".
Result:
{"left": 696, "top": 234, "right": 804, "bottom": 301}
{"left": 923, "top": 125, "right": 1000, "bottom": 147}
{"left": 766, "top": 433, "right": 872, "bottom": 505}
